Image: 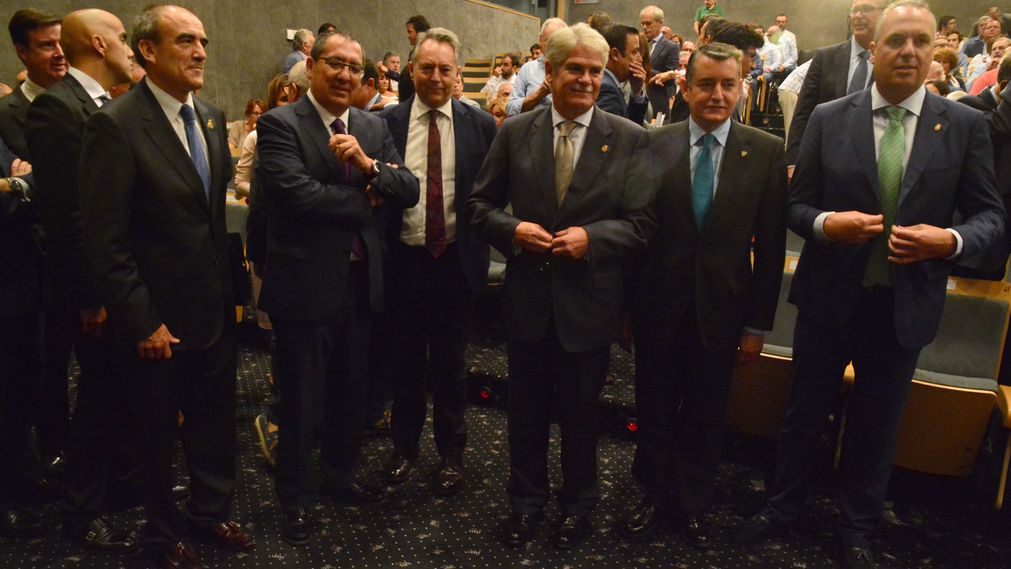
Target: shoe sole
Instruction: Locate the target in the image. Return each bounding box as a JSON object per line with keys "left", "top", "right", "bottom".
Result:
{"left": 282, "top": 532, "right": 309, "bottom": 546}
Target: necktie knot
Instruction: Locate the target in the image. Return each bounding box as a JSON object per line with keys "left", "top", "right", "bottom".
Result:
{"left": 330, "top": 117, "right": 347, "bottom": 135}
{"left": 858, "top": 49, "right": 869, "bottom": 61}
{"left": 179, "top": 103, "right": 196, "bottom": 123}
{"left": 885, "top": 106, "right": 907, "bottom": 123}
{"left": 696, "top": 133, "right": 715, "bottom": 149}
{"left": 558, "top": 120, "right": 577, "bottom": 139}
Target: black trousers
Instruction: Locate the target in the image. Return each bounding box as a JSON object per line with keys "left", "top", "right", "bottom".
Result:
{"left": 119, "top": 322, "right": 238, "bottom": 550}
{"left": 272, "top": 264, "right": 371, "bottom": 512}
{"left": 506, "top": 327, "right": 609, "bottom": 516}
{"left": 631, "top": 314, "right": 738, "bottom": 514}
{"left": 766, "top": 288, "right": 920, "bottom": 548}
{"left": 37, "top": 299, "right": 75, "bottom": 458}
{"left": 389, "top": 243, "right": 472, "bottom": 459}
{"left": 0, "top": 309, "right": 43, "bottom": 506}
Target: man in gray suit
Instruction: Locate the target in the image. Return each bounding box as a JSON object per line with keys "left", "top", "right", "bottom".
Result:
{"left": 736, "top": 3, "right": 1005, "bottom": 568}
{"left": 467, "top": 23, "right": 654, "bottom": 551}
{"left": 640, "top": 5, "right": 680, "bottom": 120}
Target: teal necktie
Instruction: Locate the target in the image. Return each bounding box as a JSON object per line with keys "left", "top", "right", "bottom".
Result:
{"left": 864, "top": 106, "right": 907, "bottom": 286}
{"left": 692, "top": 133, "right": 716, "bottom": 228}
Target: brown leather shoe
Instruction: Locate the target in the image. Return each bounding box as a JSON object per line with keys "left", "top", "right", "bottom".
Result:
{"left": 207, "top": 521, "right": 255, "bottom": 551}
{"left": 434, "top": 456, "right": 465, "bottom": 496}
{"left": 385, "top": 450, "right": 416, "bottom": 485}
{"left": 164, "top": 541, "right": 202, "bottom": 569}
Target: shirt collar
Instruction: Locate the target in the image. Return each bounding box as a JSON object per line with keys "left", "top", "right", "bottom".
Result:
{"left": 870, "top": 84, "right": 925, "bottom": 117}
{"left": 307, "top": 89, "right": 350, "bottom": 129}
{"left": 66, "top": 67, "right": 108, "bottom": 102}
{"left": 551, "top": 105, "right": 593, "bottom": 130}
{"left": 688, "top": 116, "right": 732, "bottom": 147}
{"left": 367, "top": 91, "right": 382, "bottom": 110}
{"left": 410, "top": 94, "right": 454, "bottom": 122}
{"left": 20, "top": 77, "right": 46, "bottom": 102}
{"left": 146, "top": 76, "right": 194, "bottom": 117}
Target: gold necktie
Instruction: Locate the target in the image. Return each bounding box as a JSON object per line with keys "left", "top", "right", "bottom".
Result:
{"left": 555, "top": 121, "right": 576, "bottom": 206}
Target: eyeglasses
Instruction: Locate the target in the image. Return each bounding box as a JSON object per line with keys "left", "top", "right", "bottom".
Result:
{"left": 850, "top": 4, "right": 884, "bottom": 15}
{"left": 319, "top": 57, "right": 364, "bottom": 76}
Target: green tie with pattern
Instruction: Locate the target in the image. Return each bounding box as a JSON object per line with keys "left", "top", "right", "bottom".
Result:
{"left": 864, "top": 106, "right": 907, "bottom": 286}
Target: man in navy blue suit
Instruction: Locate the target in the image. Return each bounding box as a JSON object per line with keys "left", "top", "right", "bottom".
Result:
{"left": 377, "top": 27, "right": 495, "bottom": 496}
{"left": 735, "top": 3, "right": 1005, "bottom": 568}
{"left": 598, "top": 24, "right": 648, "bottom": 125}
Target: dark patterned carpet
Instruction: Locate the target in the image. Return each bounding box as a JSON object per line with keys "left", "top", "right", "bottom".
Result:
{"left": 2, "top": 300, "right": 1010, "bottom": 569}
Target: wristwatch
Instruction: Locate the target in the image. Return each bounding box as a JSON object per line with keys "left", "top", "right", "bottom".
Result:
{"left": 370, "top": 160, "right": 381, "bottom": 177}
{"left": 6, "top": 177, "right": 28, "bottom": 202}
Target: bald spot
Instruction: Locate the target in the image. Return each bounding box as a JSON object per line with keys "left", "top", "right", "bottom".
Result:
{"left": 61, "top": 9, "right": 121, "bottom": 63}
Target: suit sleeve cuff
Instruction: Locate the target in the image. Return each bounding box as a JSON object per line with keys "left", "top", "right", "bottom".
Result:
{"left": 945, "top": 228, "right": 964, "bottom": 260}
{"left": 743, "top": 326, "right": 766, "bottom": 336}
{"left": 813, "top": 211, "right": 835, "bottom": 243}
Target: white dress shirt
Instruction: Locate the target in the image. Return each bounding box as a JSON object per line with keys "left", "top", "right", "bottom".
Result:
{"left": 19, "top": 77, "right": 45, "bottom": 102}
{"left": 551, "top": 105, "right": 593, "bottom": 167}
{"left": 146, "top": 77, "right": 207, "bottom": 160}
{"left": 777, "top": 29, "right": 799, "bottom": 69}
{"left": 401, "top": 96, "right": 457, "bottom": 245}
{"left": 66, "top": 67, "right": 110, "bottom": 107}
{"left": 306, "top": 89, "right": 350, "bottom": 136}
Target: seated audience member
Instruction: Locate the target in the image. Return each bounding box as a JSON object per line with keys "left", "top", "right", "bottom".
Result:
{"left": 234, "top": 75, "right": 292, "bottom": 198}
{"left": 488, "top": 96, "right": 507, "bottom": 127}
{"left": 962, "top": 16, "right": 993, "bottom": 58}
{"left": 228, "top": 98, "right": 265, "bottom": 154}
{"left": 773, "top": 13, "right": 799, "bottom": 72}
{"left": 509, "top": 18, "right": 567, "bottom": 116}
{"left": 491, "top": 81, "right": 513, "bottom": 107}
{"left": 378, "top": 72, "right": 399, "bottom": 106}
{"left": 777, "top": 59, "right": 810, "bottom": 141}
{"left": 351, "top": 59, "right": 389, "bottom": 112}
{"left": 969, "top": 37, "right": 1011, "bottom": 95}
{"left": 959, "top": 51, "right": 1011, "bottom": 111}
{"left": 948, "top": 30, "right": 964, "bottom": 50}
{"left": 934, "top": 47, "right": 966, "bottom": 91}
{"left": 925, "top": 60, "right": 945, "bottom": 82}
{"left": 481, "top": 52, "right": 518, "bottom": 100}
{"left": 925, "top": 79, "right": 951, "bottom": 96}
{"left": 530, "top": 42, "right": 543, "bottom": 60}
{"left": 756, "top": 25, "right": 784, "bottom": 82}
{"left": 378, "top": 51, "right": 401, "bottom": 91}
{"left": 682, "top": 40, "right": 697, "bottom": 53}
{"left": 453, "top": 69, "right": 481, "bottom": 109}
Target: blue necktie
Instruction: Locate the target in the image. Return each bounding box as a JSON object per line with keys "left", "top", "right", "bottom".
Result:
{"left": 847, "top": 49, "right": 869, "bottom": 95}
{"left": 179, "top": 104, "right": 210, "bottom": 202}
{"left": 692, "top": 133, "right": 716, "bottom": 228}
{"left": 329, "top": 117, "right": 367, "bottom": 261}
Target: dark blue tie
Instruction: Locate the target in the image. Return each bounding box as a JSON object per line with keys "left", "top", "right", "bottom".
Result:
{"left": 329, "top": 117, "right": 366, "bottom": 261}
{"left": 692, "top": 133, "right": 716, "bottom": 228}
{"left": 179, "top": 104, "right": 210, "bottom": 202}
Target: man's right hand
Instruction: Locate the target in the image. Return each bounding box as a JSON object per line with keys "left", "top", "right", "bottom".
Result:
{"left": 81, "top": 306, "right": 107, "bottom": 337}
{"left": 137, "top": 323, "right": 180, "bottom": 360}
{"left": 10, "top": 158, "right": 31, "bottom": 176}
{"left": 823, "top": 211, "right": 885, "bottom": 244}
{"left": 513, "top": 221, "right": 553, "bottom": 253}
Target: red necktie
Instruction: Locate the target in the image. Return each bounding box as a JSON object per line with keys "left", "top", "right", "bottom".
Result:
{"left": 425, "top": 110, "right": 446, "bottom": 258}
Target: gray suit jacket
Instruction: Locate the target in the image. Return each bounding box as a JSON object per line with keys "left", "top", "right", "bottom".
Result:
{"left": 466, "top": 106, "right": 655, "bottom": 352}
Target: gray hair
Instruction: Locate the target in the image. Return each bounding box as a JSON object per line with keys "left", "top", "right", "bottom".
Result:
{"left": 540, "top": 17, "right": 566, "bottom": 36}
{"left": 875, "top": 0, "right": 935, "bottom": 40}
{"left": 546, "top": 22, "right": 609, "bottom": 71}
{"left": 685, "top": 41, "right": 742, "bottom": 85}
{"left": 640, "top": 5, "right": 664, "bottom": 23}
{"left": 287, "top": 60, "right": 309, "bottom": 93}
{"left": 293, "top": 28, "right": 313, "bottom": 50}
{"left": 131, "top": 4, "right": 173, "bottom": 69}
{"left": 415, "top": 26, "right": 461, "bottom": 61}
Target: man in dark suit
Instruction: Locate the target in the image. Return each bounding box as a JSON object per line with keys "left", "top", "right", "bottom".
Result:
{"left": 786, "top": 0, "right": 889, "bottom": 174}
{"left": 598, "top": 24, "right": 648, "bottom": 125}
{"left": 959, "top": 54, "right": 1009, "bottom": 112}
{"left": 24, "top": 9, "right": 137, "bottom": 554}
{"left": 620, "top": 42, "right": 787, "bottom": 550}
{"left": 80, "top": 6, "right": 254, "bottom": 567}
{"left": 255, "top": 30, "right": 419, "bottom": 545}
{"left": 377, "top": 28, "right": 495, "bottom": 496}
{"left": 640, "top": 5, "right": 680, "bottom": 120}
{"left": 735, "top": 4, "right": 1005, "bottom": 568}
{"left": 467, "top": 23, "right": 654, "bottom": 550}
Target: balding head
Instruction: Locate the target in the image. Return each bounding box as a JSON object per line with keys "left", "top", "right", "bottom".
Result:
{"left": 61, "top": 9, "right": 133, "bottom": 88}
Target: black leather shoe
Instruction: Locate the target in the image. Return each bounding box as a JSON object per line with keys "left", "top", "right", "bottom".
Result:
{"left": 840, "top": 545, "right": 878, "bottom": 569}
{"left": 0, "top": 507, "right": 45, "bottom": 537}
{"left": 681, "top": 513, "right": 711, "bottom": 550}
{"left": 501, "top": 512, "right": 543, "bottom": 547}
{"left": 385, "top": 451, "right": 416, "bottom": 485}
{"left": 433, "top": 456, "right": 465, "bottom": 496}
{"left": 552, "top": 514, "right": 592, "bottom": 550}
{"left": 282, "top": 510, "right": 310, "bottom": 546}
{"left": 322, "top": 481, "right": 385, "bottom": 504}
{"left": 80, "top": 517, "right": 138, "bottom": 554}
{"left": 733, "top": 512, "right": 784, "bottom": 545}
{"left": 617, "top": 498, "right": 664, "bottom": 540}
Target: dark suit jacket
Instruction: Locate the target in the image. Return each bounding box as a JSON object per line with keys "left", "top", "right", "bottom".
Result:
{"left": 255, "top": 96, "right": 419, "bottom": 320}
{"left": 378, "top": 96, "right": 496, "bottom": 293}
{"left": 80, "top": 79, "right": 236, "bottom": 349}
{"left": 466, "top": 106, "right": 655, "bottom": 352}
{"left": 788, "top": 89, "right": 1005, "bottom": 350}
{"left": 962, "top": 36, "right": 985, "bottom": 59}
{"left": 631, "top": 120, "right": 787, "bottom": 350}
{"left": 959, "top": 88, "right": 998, "bottom": 112}
{"left": 647, "top": 35, "right": 680, "bottom": 120}
{"left": 661, "top": 88, "right": 691, "bottom": 125}
{"left": 0, "top": 87, "right": 31, "bottom": 159}
{"left": 0, "top": 135, "right": 41, "bottom": 318}
{"left": 786, "top": 40, "right": 853, "bottom": 165}
{"left": 597, "top": 70, "right": 647, "bottom": 126}
{"left": 25, "top": 73, "right": 101, "bottom": 311}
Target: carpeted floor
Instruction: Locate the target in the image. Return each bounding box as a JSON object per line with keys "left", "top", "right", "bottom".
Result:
{"left": 2, "top": 305, "right": 1010, "bottom": 569}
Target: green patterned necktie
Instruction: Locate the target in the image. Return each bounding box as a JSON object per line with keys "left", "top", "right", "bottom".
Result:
{"left": 864, "top": 106, "right": 907, "bottom": 286}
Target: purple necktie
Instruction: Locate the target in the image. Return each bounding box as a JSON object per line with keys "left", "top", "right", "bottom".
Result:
{"left": 329, "top": 117, "right": 366, "bottom": 261}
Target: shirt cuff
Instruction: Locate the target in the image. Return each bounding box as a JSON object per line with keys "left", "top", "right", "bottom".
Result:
{"left": 813, "top": 211, "right": 835, "bottom": 243}
{"left": 743, "top": 326, "right": 766, "bottom": 337}
{"left": 944, "top": 228, "right": 964, "bottom": 260}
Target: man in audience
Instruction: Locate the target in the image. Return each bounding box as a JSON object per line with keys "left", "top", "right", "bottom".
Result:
{"left": 642, "top": 6, "right": 680, "bottom": 120}
{"left": 380, "top": 51, "right": 401, "bottom": 91}
{"left": 735, "top": 4, "right": 1004, "bottom": 569}
{"left": 961, "top": 51, "right": 1010, "bottom": 111}
{"left": 756, "top": 25, "right": 784, "bottom": 82}
{"left": 938, "top": 15, "right": 957, "bottom": 34}
{"left": 694, "top": 0, "right": 725, "bottom": 35}
{"left": 530, "top": 43, "right": 543, "bottom": 60}
{"left": 778, "top": 59, "right": 811, "bottom": 143}
{"left": 452, "top": 69, "right": 481, "bottom": 109}
{"left": 24, "top": 8, "right": 139, "bottom": 554}
{"left": 481, "top": 52, "right": 518, "bottom": 100}
{"left": 255, "top": 30, "right": 418, "bottom": 546}
{"left": 786, "top": 0, "right": 888, "bottom": 177}
{"left": 963, "top": 16, "right": 994, "bottom": 58}
{"left": 350, "top": 59, "right": 385, "bottom": 111}
{"left": 80, "top": 5, "right": 256, "bottom": 567}
{"left": 966, "top": 33, "right": 1008, "bottom": 91}
{"left": 317, "top": 22, "right": 336, "bottom": 35}
{"left": 507, "top": 17, "right": 566, "bottom": 116}
{"left": 492, "top": 81, "right": 513, "bottom": 107}
{"left": 401, "top": 15, "right": 431, "bottom": 103}
{"left": 599, "top": 24, "right": 648, "bottom": 125}
{"left": 621, "top": 41, "right": 786, "bottom": 551}
{"left": 989, "top": 5, "right": 1011, "bottom": 37}
{"left": 377, "top": 27, "right": 496, "bottom": 497}
{"left": 774, "top": 13, "right": 799, "bottom": 72}
{"left": 467, "top": 23, "right": 654, "bottom": 551}
{"left": 282, "top": 29, "right": 313, "bottom": 74}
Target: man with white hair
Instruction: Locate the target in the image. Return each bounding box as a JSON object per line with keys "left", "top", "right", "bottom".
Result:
{"left": 641, "top": 5, "right": 681, "bottom": 119}
{"left": 282, "top": 28, "right": 313, "bottom": 73}
{"left": 468, "top": 22, "right": 654, "bottom": 550}
{"left": 507, "top": 17, "right": 567, "bottom": 116}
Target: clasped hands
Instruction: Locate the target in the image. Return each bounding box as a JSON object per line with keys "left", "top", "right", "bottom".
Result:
{"left": 823, "top": 210, "right": 956, "bottom": 264}
{"left": 513, "top": 221, "right": 588, "bottom": 259}
{"left": 327, "top": 132, "right": 396, "bottom": 207}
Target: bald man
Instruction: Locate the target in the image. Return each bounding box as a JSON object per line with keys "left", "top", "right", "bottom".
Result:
{"left": 25, "top": 9, "right": 137, "bottom": 553}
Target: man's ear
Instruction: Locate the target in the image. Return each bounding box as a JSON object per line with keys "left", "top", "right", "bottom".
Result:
{"left": 368, "top": 77, "right": 376, "bottom": 90}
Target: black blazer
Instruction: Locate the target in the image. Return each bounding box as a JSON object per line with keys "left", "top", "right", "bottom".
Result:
{"left": 959, "top": 89, "right": 999, "bottom": 113}
{"left": 255, "top": 96, "right": 419, "bottom": 320}
{"left": 631, "top": 121, "right": 787, "bottom": 350}
{"left": 80, "top": 79, "right": 236, "bottom": 349}
{"left": 466, "top": 106, "right": 656, "bottom": 352}
{"left": 25, "top": 73, "right": 101, "bottom": 311}
{"left": 789, "top": 89, "right": 1005, "bottom": 350}
{"left": 597, "top": 70, "right": 648, "bottom": 126}
{"left": 0, "top": 87, "right": 31, "bottom": 159}
{"left": 0, "top": 135, "right": 41, "bottom": 318}
{"left": 378, "top": 96, "right": 496, "bottom": 293}
{"left": 786, "top": 40, "right": 853, "bottom": 165}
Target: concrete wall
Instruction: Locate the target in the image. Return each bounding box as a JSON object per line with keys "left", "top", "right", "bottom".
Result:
{"left": 0, "top": 0, "right": 539, "bottom": 119}
{"left": 566, "top": 1, "right": 1001, "bottom": 52}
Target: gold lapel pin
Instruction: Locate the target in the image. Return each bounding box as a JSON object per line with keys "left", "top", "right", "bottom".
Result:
{"left": 934, "top": 123, "right": 942, "bottom": 132}
{"left": 206, "top": 118, "right": 215, "bottom": 130}
{"left": 600, "top": 144, "right": 609, "bottom": 153}
{"left": 741, "top": 150, "right": 748, "bottom": 157}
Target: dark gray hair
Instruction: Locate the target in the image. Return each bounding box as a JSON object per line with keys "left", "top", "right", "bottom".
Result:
{"left": 131, "top": 5, "right": 173, "bottom": 69}
{"left": 875, "top": 0, "right": 935, "bottom": 40}
{"left": 292, "top": 28, "right": 312, "bottom": 50}
{"left": 685, "top": 41, "right": 741, "bottom": 85}
{"left": 310, "top": 30, "right": 362, "bottom": 61}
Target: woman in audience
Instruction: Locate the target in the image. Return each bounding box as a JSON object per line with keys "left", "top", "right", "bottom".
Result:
{"left": 378, "top": 71, "right": 399, "bottom": 106}
{"left": 228, "top": 98, "right": 265, "bottom": 154}
{"left": 488, "top": 97, "right": 507, "bottom": 128}
{"left": 933, "top": 47, "right": 966, "bottom": 91}
{"left": 234, "top": 76, "right": 289, "bottom": 198}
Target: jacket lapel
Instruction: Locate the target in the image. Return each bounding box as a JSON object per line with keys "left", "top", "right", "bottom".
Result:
{"left": 194, "top": 98, "right": 222, "bottom": 213}
{"left": 528, "top": 108, "right": 558, "bottom": 218}
{"left": 846, "top": 90, "right": 881, "bottom": 200}
{"left": 64, "top": 74, "right": 100, "bottom": 117}
{"left": 389, "top": 96, "right": 412, "bottom": 157}
{"left": 833, "top": 42, "right": 851, "bottom": 96}
{"left": 664, "top": 123, "right": 695, "bottom": 237}
{"left": 561, "top": 107, "right": 613, "bottom": 215}
{"left": 136, "top": 81, "right": 207, "bottom": 209}
{"left": 294, "top": 96, "right": 341, "bottom": 181}
{"left": 899, "top": 93, "right": 946, "bottom": 206}
{"left": 705, "top": 123, "right": 747, "bottom": 233}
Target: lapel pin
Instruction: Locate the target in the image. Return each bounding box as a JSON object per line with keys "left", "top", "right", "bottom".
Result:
{"left": 741, "top": 150, "right": 748, "bottom": 157}
{"left": 206, "top": 118, "right": 215, "bottom": 130}
{"left": 934, "top": 123, "right": 941, "bottom": 132}
{"left": 600, "top": 144, "right": 609, "bottom": 153}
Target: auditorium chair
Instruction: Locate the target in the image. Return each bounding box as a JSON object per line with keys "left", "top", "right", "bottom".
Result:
{"left": 461, "top": 57, "right": 492, "bottom": 109}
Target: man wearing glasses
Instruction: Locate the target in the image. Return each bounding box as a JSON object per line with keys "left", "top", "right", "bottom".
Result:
{"left": 784, "top": 0, "right": 888, "bottom": 180}
{"left": 255, "top": 30, "right": 419, "bottom": 545}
